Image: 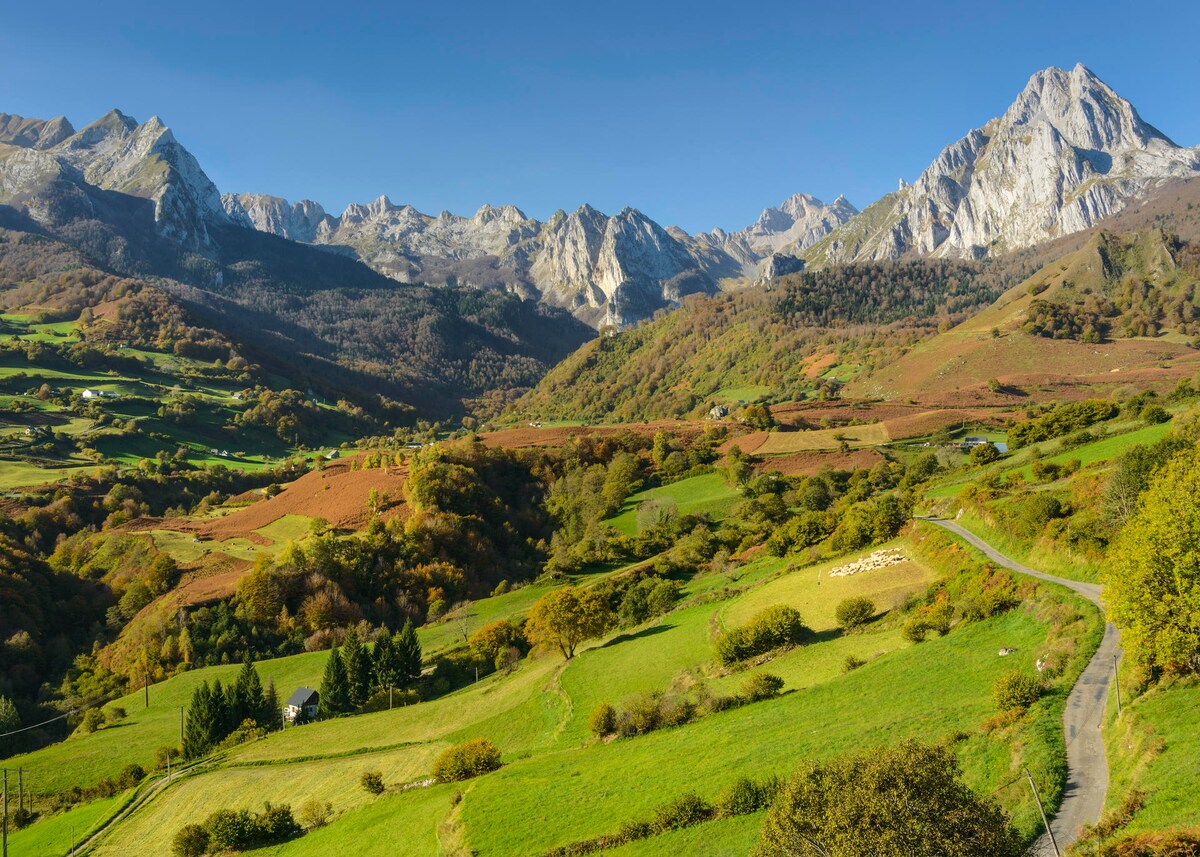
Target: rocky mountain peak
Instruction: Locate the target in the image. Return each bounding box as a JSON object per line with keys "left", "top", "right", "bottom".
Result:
{"left": 808, "top": 64, "right": 1200, "bottom": 265}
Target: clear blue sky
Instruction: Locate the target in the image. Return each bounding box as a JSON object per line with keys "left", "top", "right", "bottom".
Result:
{"left": 3, "top": 0, "right": 1198, "bottom": 233}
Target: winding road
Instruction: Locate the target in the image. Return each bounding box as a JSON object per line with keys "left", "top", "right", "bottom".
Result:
{"left": 916, "top": 518, "right": 1121, "bottom": 856}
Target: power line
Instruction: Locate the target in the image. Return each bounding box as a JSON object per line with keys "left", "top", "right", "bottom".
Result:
{"left": 0, "top": 690, "right": 125, "bottom": 741}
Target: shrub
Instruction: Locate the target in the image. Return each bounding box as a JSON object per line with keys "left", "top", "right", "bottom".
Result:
{"left": 432, "top": 738, "right": 502, "bottom": 782}
{"left": 740, "top": 672, "right": 785, "bottom": 702}
{"left": 902, "top": 617, "right": 930, "bottom": 643}
{"left": 116, "top": 763, "right": 146, "bottom": 789}
{"left": 1140, "top": 404, "right": 1170, "bottom": 425}
{"left": 299, "top": 797, "right": 332, "bottom": 829}
{"left": 651, "top": 792, "right": 713, "bottom": 832}
{"left": 992, "top": 670, "right": 1041, "bottom": 713}
{"left": 206, "top": 808, "right": 254, "bottom": 851}
{"left": 589, "top": 702, "right": 616, "bottom": 737}
{"left": 754, "top": 741, "right": 1024, "bottom": 857}
{"left": 172, "top": 824, "right": 210, "bottom": 857}
{"left": 361, "top": 770, "right": 385, "bottom": 795}
{"left": 78, "top": 708, "right": 105, "bottom": 734}
{"left": 251, "top": 803, "right": 302, "bottom": 842}
{"left": 715, "top": 776, "right": 779, "bottom": 818}
{"left": 834, "top": 596, "right": 875, "bottom": 630}
{"left": 969, "top": 443, "right": 1001, "bottom": 465}
{"left": 843, "top": 654, "right": 867, "bottom": 672}
{"left": 714, "top": 605, "right": 806, "bottom": 665}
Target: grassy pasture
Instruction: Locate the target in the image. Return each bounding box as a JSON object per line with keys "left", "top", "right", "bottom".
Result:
{"left": 606, "top": 472, "right": 741, "bottom": 535}
{"left": 754, "top": 421, "right": 890, "bottom": 454}
{"left": 712, "top": 384, "right": 771, "bottom": 403}
{"left": 1105, "top": 677, "right": 1200, "bottom": 834}
{"left": 460, "top": 609, "right": 1061, "bottom": 856}
{"left": 5, "top": 791, "right": 127, "bottom": 857}
{"left": 90, "top": 744, "right": 445, "bottom": 856}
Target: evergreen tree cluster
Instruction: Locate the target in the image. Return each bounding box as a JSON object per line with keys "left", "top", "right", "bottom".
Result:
{"left": 319, "top": 622, "right": 422, "bottom": 717}
{"left": 183, "top": 658, "right": 278, "bottom": 759}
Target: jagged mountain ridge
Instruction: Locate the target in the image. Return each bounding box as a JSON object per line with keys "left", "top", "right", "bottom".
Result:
{"left": 222, "top": 190, "right": 857, "bottom": 327}
{"left": 806, "top": 64, "right": 1200, "bottom": 265}
{"left": 0, "top": 108, "right": 231, "bottom": 249}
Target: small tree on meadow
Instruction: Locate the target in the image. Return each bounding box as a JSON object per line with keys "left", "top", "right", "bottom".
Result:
{"left": 754, "top": 741, "right": 1024, "bottom": 857}
{"left": 525, "top": 586, "right": 614, "bottom": 659}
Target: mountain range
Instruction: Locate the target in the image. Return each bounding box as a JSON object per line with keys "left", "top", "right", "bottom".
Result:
{"left": 1, "top": 63, "right": 1197, "bottom": 332}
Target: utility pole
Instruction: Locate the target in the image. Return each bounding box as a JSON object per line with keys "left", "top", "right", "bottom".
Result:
{"left": 144, "top": 673, "right": 150, "bottom": 709}
{"left": 389, "top": 687, "right": 393, "bottom": 710}
{"left": 1026, "top": 768, "right": 1061, "bottom": 857}
{"left": 3, "top": 767, "right": 8, "bottom": 857}
{"left": 1114, "top": 655, "right": 1122, "bottom": 714}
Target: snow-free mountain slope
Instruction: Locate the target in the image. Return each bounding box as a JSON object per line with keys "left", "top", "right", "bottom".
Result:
{"left": 808, "top": 64, "right": 1200, "bottom": 264}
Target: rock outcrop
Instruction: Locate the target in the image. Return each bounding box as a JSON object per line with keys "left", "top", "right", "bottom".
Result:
{"left": 808, "top": 64, "right": 1200, "bottom": 264}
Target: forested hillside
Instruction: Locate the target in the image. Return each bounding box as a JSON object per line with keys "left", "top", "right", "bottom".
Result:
{"left": 509, "top": 258, "right": 1039, "bottom": 423}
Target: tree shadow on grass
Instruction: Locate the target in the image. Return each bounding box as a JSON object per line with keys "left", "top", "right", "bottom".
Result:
{"left": 599, "top": 624, "right": 674, "bottom": 649}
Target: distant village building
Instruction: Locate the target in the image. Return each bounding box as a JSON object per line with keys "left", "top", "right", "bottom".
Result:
{"left": 283, "top": 687, "right": 320, "bottom": 723}
{"left": 962, "top": 436, "right": 990, "bottom": 447}
{"left": 81, "top": 389, "right": 119, "bottom": 399}
{"left": 708, "top": 404, "right": 729, "bottom": 419}
{"left": 325, "top": 449, "right": 340, "bottom": 460}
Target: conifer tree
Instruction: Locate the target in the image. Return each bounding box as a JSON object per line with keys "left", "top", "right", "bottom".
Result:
{"left": 211, "top": 679, "right": 231, "bottom": 738}
{"left": 261, "top": 677, "right": 278, "bottom": 729}
{"left": 397, "top": 620, "right": 423, "bottom": 686}
{"left": 373, "top": 628, "right": 400, "bottom": 694}
{"left": 342, "top": 627, "right": 373, "bottom": 707}
{"left": 183, "top": 681, "right": 216, "bottom": 759}
{"left": 319, "top": 646, "right": 351, "bottom": 716}
{"left": 231, "top": 656, "right": 265, "bottom": 726}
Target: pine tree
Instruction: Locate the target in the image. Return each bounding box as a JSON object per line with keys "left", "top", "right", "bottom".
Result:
{"left": 261, "top": 677, "right": 278, "bottom": 730}
{"left": 183, "top": 681, "right": 216, "bottom": 759}
{"left": 373, "top": 629, "right": 400, "bottom": 693}
{"left": 319, "top": 646, "right": 351, "bottom": 716}
{"left": 233, "top": 656, "right": 266, "bottom": 727}
{"left": 211, "top": 679, "right": 232, "bottom": 739}
{"left": 342, "top": 627, "right": 373, "bottom": 708}
{"left": 397, "top": 620, "right": 423, "bottom": 686}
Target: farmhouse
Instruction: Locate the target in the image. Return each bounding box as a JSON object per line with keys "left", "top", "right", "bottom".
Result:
{"left": 283, "top": 687, "right": 320, "bottom": 723}
{"left": 81, "top": 389, "right": 120, "bottom": 399}
{"left": 962, "top": 435, "right": 989, "bottom": 447}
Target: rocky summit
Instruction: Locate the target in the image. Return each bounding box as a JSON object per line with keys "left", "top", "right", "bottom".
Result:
{"left": 808, "top": 64, "right": 1200, "bottom": 264}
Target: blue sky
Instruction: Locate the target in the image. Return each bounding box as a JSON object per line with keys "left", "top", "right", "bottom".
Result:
{"left": 2, "top": 0, "right": 1198, "bottom": 233}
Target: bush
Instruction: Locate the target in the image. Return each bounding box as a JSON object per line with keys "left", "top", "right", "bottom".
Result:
{"left": 78, "top": 707, "right": 105, "bottom": 734}
{"left": 172, "top": 824, "right": 210, "bottom": 857}
{"left": 992, "top": 670, "right": 1041, "bottom": 713}
{"left": 116, "top": 763, "right": 146, "bottom": 789}
{"left": 252, "top": 803, "right": 302, "bottom": 842}
{"left": 432, "top": 738, "right": 502, "bottom": 782}
{"left": 588, "top": 702, "right": 616, "bottom": 737}
{"left": 715, "top": 776, "right": 779, "bottom": 818}
{"left": 651, "top": 792, "right": 712, "bottom": 832}
{"left": 299, "top": 797, "right": 332, "bottom": 829}
{"left": 714, "top": 605, "right": 806, "bottom": 665}
{"left": 969, "top": 443, "right": 1001, "bottom": 465}
{"left": 754, "top": 741, "right": 1024, "bottom": 857}
{"left": 902, "top": 617, "right": 930, "bottom": 643}
{"left": 361, "top": 770, "right": 385, "bottom": 795}
{"left": 740, "top": 673, "right": 785, "bottom": 702}
{"left": 843, "top": 654, "right": 867, "bottom": 672}
{"left": 206, "top": 808, "right": 254, "bottom": 851}
{"left": 1140, "top": 404, "right": 1170, "bottom": 425}
{"left": 834, "top": 596, "right": 875, "bottom": 631}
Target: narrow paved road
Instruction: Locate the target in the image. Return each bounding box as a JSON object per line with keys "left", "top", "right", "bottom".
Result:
{"left": 916, "top": 518, "right": 1120, "bottom": 855}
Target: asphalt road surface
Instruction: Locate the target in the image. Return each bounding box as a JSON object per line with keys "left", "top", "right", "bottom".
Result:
{"left": 916, "top": 517, "right": 1120, "bottom": 856}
